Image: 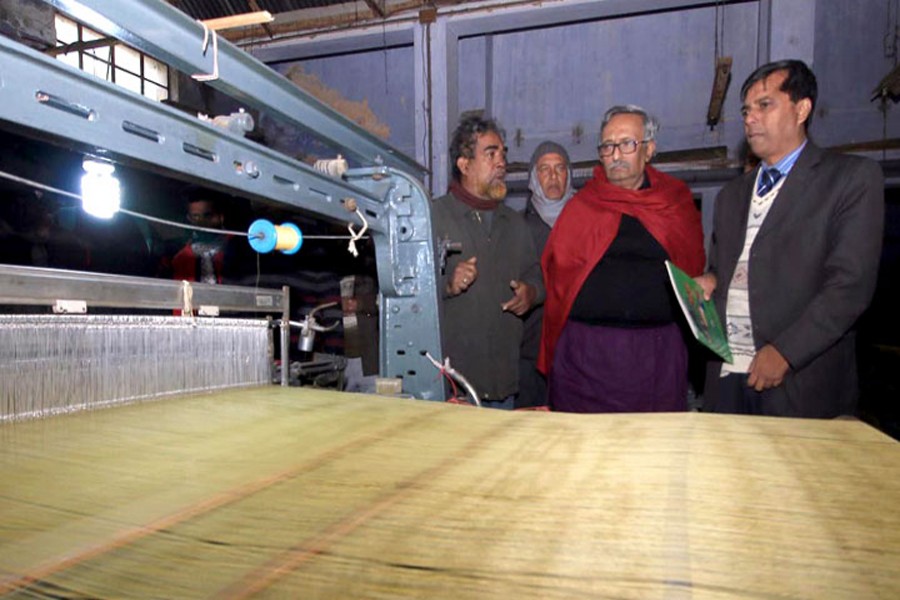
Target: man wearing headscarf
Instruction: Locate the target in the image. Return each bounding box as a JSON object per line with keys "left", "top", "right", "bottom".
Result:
{"left": 540, "top": 105, "right": 705, "bottom": 413}
{"left": 517, "top": 141, "right": 575, "bottom": 409}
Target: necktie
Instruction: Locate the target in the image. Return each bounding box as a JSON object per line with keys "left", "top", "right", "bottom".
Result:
{"left": 757, "top": 167, "right": 782, "bottom": 196}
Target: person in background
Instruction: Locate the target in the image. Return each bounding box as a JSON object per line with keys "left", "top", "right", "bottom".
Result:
{"left": 696, "top": 59, "right": 884, "bottom": 418}
{"left": 432, "top": 114, "right": 544, "bottom": 408}
{"left": 540, "top": 104, "right": 705, "bottom": 413}
{"left": 167, "top": 192, "right": 228, "bottom": 284}
{"left": 517, "top": 141, "right": 575, "bottom": 410}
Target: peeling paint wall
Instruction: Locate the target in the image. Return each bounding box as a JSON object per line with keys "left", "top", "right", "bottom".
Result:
{"left": 285, "top": 65, "right": 391, "bottom": 139}
{"left": 255, "top": 0, "right": 896, "bottom": 191}
{"left": 265, "top": 45, "right": 415, "bottom": 163}
{"left": 459, "top": 3, "right": 760, "bottom": 166}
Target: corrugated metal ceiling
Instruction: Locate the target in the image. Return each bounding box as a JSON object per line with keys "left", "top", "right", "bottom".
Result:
{"left": 171, "top": 0, "right": 352, "bottom": 21}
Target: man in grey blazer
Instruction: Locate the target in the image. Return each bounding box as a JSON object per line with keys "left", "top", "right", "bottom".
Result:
{"left": 696, "top": 59, "right": 884, "bottom": 418}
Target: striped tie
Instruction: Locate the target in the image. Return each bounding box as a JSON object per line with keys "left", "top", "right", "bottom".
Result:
{"left": 757, "top": 167, "right": 782, "bottom": 196}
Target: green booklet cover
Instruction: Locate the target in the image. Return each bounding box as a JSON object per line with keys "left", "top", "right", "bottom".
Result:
{"left": 665, "top": 260, "right": 733, "bottom": 364}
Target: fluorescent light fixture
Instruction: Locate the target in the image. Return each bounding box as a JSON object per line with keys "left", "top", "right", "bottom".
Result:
{"left": 81, "top": 159, "right": 121, "bottom": 219}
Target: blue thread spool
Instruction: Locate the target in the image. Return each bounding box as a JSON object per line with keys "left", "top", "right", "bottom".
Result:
{"left": 248, "top": 219, "right": 302, "bottom": 254}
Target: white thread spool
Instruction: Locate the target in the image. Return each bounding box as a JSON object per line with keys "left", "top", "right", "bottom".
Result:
{"left": 313, "top": 155, "right": 348, "bottom": 178}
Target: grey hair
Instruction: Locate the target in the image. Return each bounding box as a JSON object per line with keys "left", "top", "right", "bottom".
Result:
{"left": 600, "top": 104, "right": 660, "bottom": 141}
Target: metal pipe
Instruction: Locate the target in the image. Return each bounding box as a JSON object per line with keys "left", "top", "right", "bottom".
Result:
{"left": 281, "top": 285, "right": 290, "bottom": 387}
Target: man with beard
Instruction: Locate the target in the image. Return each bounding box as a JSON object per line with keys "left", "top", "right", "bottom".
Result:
{"left": 432, "top": 115, "right": 543, "bottom": 408}
{"left": 517, "top": 141, "right": 576, "bottom": 410}
{"left": 540, "top": 105, "right": 705, "bottom": 413}
{"left": 696, "top": 60, "right": 883, "bottom": 418}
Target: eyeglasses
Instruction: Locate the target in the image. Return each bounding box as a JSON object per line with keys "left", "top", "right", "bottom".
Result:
{"left": 597, "top": 139, "right": 648, "bottom": 157}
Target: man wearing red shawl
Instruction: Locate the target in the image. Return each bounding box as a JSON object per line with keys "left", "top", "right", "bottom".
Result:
{"left": 539, "top": 105, "right": 705, "bottom": 413}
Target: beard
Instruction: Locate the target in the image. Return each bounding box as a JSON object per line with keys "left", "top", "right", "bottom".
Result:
{"left": 482, "top": 179, "right": 508, "bottom": 201}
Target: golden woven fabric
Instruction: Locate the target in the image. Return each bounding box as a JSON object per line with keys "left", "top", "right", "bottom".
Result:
{"left": 1, "top": 387, "right": 898, "bottom": 598}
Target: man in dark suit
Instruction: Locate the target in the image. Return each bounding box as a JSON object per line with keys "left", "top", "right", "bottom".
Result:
{"left": 696, "top": 59, "right": 884, "bottom": 418}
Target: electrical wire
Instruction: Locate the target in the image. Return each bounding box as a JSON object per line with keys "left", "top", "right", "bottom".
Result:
{"left": 424, "top": 352, "right": 481, "bottom": 407}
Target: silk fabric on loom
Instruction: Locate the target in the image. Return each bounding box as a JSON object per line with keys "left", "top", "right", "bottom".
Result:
{"left": 0, "top": 388, "right": 898, "bottom": 598}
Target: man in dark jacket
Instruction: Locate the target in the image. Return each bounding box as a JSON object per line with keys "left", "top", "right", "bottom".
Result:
{"left": 517, "top": 141, "right": 575, "bottom": 409}
{"left": 696, "top": 60, "right": 883, "bottom": 418}
{"left": 431, "top": 115, "right": 544, "bottom": 408}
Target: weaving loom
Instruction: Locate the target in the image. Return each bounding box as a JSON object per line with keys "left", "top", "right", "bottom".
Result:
{"left": 0, "top": 264, "right": 289, "bottom": 421}
{"left": 0, "top": 0, "right": 445, "bottom": 402}
{"left": 1, "top": 388, "right": 898, "bottom": 598}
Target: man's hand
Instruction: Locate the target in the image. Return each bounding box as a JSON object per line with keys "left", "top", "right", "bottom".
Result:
{"left": 747, "top": 344, "right": 790, "bottom": 391}
{"left": 694, "top": 273, "right": 717, "bottom": 301}
{"left": 447, "top": 257, "right": 478, "bottom": 296}
{"left": 501, "top": 280, "right": 536, "bottom": 316}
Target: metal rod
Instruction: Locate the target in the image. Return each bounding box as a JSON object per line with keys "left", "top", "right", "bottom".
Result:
{"left": 281, "top": 285, "right": 290, "bottom": 387}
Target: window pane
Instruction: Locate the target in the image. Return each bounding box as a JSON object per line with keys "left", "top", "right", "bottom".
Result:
{"left": 55, "top": 15, "right": 78, "bottom": 44}
{"left": 144, "top": 58, "right": 168, "bottom": 87}
{"left": 145, "top": 82, "right": 168, "bottom": 102}
{"left": 116, "top": 45, "right": 140, "bottom": 75}
{"left": 116, "top": 69, "right": 142, "bottom": 95}
{"left": 86, "top": 44, "right": 111, "bottom": 63}
{"left": 56, "top": 52, "right": 79, "bottom": 69}
{"left": 83, "top": 54, "right": 112, "bottom": 81}
{"left": 82, "top": 26, "right": 102, "bottom": 42}
{"left": 51, "top": 15, "right": 168, "bottom": 103}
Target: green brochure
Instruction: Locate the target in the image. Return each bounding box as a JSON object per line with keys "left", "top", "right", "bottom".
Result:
{"left": 665, "top": 260, "right": 733, "bottom": 364}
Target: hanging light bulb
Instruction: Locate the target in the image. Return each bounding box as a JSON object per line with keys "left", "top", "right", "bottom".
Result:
{"left": 81, "top": 159, "right": 121, "bottom": 219}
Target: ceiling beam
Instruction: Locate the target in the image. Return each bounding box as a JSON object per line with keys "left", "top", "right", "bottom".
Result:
{"left": 200, "top": 10, "right": 273, "bottom": 31}
{"left": 362, "top": 0, "right": 387, "bottom": 19}
{"left": 247, "top": 0, "right": 275, "bottom": 38}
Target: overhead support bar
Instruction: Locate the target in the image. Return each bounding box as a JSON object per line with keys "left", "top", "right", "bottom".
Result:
{"left": 0, "top": 34, "right": 388, "bottom": 232}
{"left": 43, "top": 0, "right": 427, "bottom": 177}
{"left": 0, "top": 264, "right": 286, "bottom": 314}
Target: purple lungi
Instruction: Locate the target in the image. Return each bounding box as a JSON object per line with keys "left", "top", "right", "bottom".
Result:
{"left": 549, "top": 320, "right": 688, "bottom": 413}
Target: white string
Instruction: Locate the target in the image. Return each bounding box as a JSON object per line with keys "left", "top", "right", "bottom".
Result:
{"left": 0, "top": 168, "right": 373, "bottom": 251}
{"left": 191, "top": 22, "right": 219, "bottom": 82}
{"left": 0, "top": 168, "right": 81, "bottom": 200}
{"left": 347, "top": 208, "right": 368, "bottom": 257}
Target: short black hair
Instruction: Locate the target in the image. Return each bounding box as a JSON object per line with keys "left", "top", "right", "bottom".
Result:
{"left": 181, "top": 185, "right": 224, "bottom": 212}
{"left": 449, "top": 115, "right": 505, "bottom": 181}
{"left": 740, "top": 59, "right": 817, "bottom": 129}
